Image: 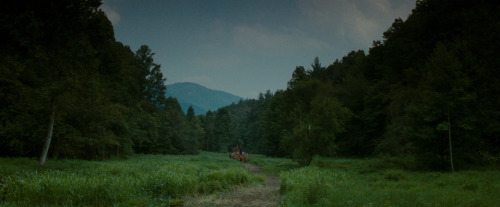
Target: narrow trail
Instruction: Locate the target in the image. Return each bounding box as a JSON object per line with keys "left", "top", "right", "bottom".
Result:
{"left": 183, "top": 163, "right": 281, "bottom": 207}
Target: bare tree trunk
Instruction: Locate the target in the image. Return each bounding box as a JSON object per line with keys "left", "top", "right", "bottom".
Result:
{"left": 448, "top": 112, "right": 454, "bottom": 173}
{"left": 39, "top": 100, "right": 56, "bottom": 166}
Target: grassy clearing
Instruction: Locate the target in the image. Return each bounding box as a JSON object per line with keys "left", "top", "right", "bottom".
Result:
{"left": 2, "top": 153, "right": 497, "bottom": 206}
{"left": 0, "top": 152, "right": 256, "bottom": 206}
{"left": 280, "top": 156, "right": 500, "bottom": 207}
{"left": 246, "top": 154, "right": 299, "bottom": 176}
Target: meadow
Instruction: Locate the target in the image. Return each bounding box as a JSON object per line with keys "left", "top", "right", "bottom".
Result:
{"left": 0, "top": 152, "right": 258, "bottom": 207}
{"left": 1, "top": 153, "right": 498, "bottom": 207}
{"left": 279, "top": 157, "right": 500, "bottom": 207}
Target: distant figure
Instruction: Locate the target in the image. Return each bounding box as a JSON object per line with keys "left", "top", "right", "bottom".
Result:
{"left": 229, "top": 144, "right": 248, "bottom": 162}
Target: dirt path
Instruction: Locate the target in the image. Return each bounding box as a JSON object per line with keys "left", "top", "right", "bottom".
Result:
{"left": 183, "top": 163, "right": 281, "bottom": 207}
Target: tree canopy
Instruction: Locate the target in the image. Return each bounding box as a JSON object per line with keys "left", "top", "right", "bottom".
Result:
{"left": 1, "top": 0, "right": 499, "bottom": 170}
{"left": 211, "top": 0, "right": 500, "bottom": 170}
{"left": 0, "top": 0, "right": 201, "bottom": 162}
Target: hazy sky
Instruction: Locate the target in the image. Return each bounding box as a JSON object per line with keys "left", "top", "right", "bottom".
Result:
{"left": 101, "top": 0, "right": 415, "bottom": 99}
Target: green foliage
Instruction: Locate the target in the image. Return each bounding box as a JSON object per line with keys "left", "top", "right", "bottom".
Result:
{"left": 135, "top": 45, "right": 167, "bottom": 107}
{"left": 0, "top": 0, "right": 200, "bottom": 159}
{"left": 217, "top": 90, "right": 275, "bottom": 154}
{"left": 280, "top": 157, "right": 500, "bottom": 207}
{"left": 199, "top": 111, "right": 216, "bottom": 151}
{"left": 369, "top": 0, "right": 499, "bottom": 170}
{"left": 246, "top": 154, "right": 299, "bottom": 175}
{"left": 232, "top": 0, "right": 500, "bottom": 171}
{"left": 281, "top": 166, "right": 352, "bottom": 206}
{"left": 270, "top": 78, "right": 353, "bottom": 165}
{"left": 212, "top": 108, "right": 233, "bottom": 152}
{"left": 186, "top": 105, "right": 195, "bottom": 121}
{"left": 0, "top": 152, "right": 256, "bottom": 206}
{"left": 2, "top": 0, "right": 500, "bottom": 171}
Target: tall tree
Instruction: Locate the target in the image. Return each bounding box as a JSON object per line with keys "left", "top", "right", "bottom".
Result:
{"left": 135, "top": 45, "right": 167, "bottom": 107}
{"left": 187, "top": 105, "right": 195, "bottom": 121}
{"left": 0, "top": 0, "right": 105, "bottom": 164}
{"left": 201, "top": 111, "right": 216, "bottom": 151}
{"left": 214, "top": 108, "right": 233, "bottom": 152}
{"left": 287, "top": 66, "right": 307, "bottom": 89}
{"left": 416, "top": 42, "right": 475, "bottom": 171}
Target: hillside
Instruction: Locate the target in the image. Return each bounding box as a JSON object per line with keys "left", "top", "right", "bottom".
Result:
{"left": 165, "top": 82, "right": 243, "bottom": 115}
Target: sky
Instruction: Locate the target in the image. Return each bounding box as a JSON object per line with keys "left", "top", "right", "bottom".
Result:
{"left": 101, "top": 0, "right": 416, "bottom": 99}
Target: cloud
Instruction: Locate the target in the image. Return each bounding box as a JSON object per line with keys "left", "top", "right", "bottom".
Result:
{"left": 230, "top": 23, "right": 329, "bottom": 56}
{"left": 297, "top": 0, "right": 414, "bottom": 50}
{"left": 100, "top": 2, "right": 121, "bottom": 26}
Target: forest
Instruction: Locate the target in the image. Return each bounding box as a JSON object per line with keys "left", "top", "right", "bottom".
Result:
{"left": 217, "top": 0, "right": 500, "bottom": 170}
{"left": 0, "top": 0, "right": 203, "bottom": 163}
{"left": 1, "top": 0, "right": 499, "bottom": 172}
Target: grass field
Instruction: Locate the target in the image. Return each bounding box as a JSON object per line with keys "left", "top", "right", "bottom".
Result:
{"left": 1, "top": 153, "right": 498, "bottom": 207}
{"left": 246, "top": 154, "right": 299, "bottom": 176}
{"left": 0, "top": 152, "right": 258, "bottom": 206}
{"left": 280, "top": 156, "right": 500, "bottom": 207}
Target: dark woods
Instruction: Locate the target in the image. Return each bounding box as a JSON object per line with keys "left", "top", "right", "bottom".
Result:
{"left": 1, "top": 0, "right": 499, "bottom": 171}
{"left": 216, "top": 0, "right": 500, "bottom": 170}
{"left": 0, "top": 0, "right": 201, "bottom": 161}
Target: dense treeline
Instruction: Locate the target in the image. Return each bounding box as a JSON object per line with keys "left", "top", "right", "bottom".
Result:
{"left": 0, "top": 0, "right": 203, "bottom": 162}
{"left": 2, "top": 0, "right": 499, "bottom": 171}
{"left": 220, "top": 0, "right": 500, "bottom": 170}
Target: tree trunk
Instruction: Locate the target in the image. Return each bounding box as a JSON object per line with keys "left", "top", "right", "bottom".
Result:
{"left": 448, "top": 112, "right": 454, "bottom": 173}
{"left": 39, "top": 100, "right": 56, "bottom": 165}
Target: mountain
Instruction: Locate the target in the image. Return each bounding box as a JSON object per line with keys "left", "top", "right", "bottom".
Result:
{"left": 165, "top": 82, "right": 243, "bottom": 115}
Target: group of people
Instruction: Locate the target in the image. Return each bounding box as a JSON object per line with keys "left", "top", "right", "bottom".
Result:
{"left": 234, "top": 145, "right": 243, "bottom": 155}
{"left": 229, "top": 145, "right": 247, "bottom": 162}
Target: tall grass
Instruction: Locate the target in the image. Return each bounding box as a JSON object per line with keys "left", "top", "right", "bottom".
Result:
{"left": 0, "top": 152, "right": 253, "bottom": 206}
{"left": 4, "top": 154, "right": 496, "bottom": 206}
{"left": 246, "top": 154, "right": 299, "bottom": 175}
{"left": 280, "top": 156, "right": 500, "bottom": 207}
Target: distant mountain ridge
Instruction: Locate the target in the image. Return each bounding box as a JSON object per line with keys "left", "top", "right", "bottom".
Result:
{"left": 165, "top": 82, "right": 242, "bottom": 115}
